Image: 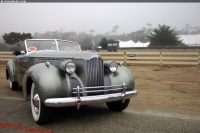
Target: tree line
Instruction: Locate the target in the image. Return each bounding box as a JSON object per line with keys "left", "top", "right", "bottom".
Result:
{"left": 0, "top": 23, "right": 199, "bottom": 51}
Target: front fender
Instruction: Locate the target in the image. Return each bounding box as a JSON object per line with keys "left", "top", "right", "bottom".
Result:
{"left": 6, "top": 60, "right": 16, "bottom": 81}
{"left": 111, "top": 65, "right": 134, "bottom": 91}
{"left": 22, "top": 63, "right": 70, "bottom": 101}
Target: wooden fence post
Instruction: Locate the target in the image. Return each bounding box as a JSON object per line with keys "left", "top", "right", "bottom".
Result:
{"left": 124, "top": 51, "right": 126, "bottom": 65}
{"left": 198, "top": 49, "right": 200, "bottom": 67}
{"left": 160, "top": 51, "right": 162, "bottom": 65}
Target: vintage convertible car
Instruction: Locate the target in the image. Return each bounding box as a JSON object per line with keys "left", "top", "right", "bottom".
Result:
{"left": 6, "top": 39, "right": 138, "bottom": 124}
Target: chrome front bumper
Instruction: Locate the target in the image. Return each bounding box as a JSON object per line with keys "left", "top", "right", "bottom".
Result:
{"left": 44, "top": 83, "right": 138, "bottom": 109}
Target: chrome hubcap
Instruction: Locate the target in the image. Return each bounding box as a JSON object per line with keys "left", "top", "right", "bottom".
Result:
{"left": 31, "top": 83, "right": 41, "bottom": 122}
{"left": 33, "top": 94, "right": 40, "bottom": 115}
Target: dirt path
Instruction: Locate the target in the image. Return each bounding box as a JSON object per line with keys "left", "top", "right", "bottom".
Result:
{"left": 1, "top": 65, "right": 200, "bottom": 117}
{"left": 128, "top": 65, "right": 200, "bottom": 117}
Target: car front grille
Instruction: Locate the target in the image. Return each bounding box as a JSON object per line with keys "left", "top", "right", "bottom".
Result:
{"left": 71, "top": 57, "right": 122, "bottom": 97}
{"left": 85, "top": 57, "right": 104, "bottom": 96}
{"left": 70, "top": 77, "right": 82, "bottom": 97}
{"left": 104, "top": 75, "right": 122, "bottom": 94}
{"left": 71, "top": 75, "right": 123, "bottom": 97}
{"left": 85, "top": 75, "right": 122, "bottom": 96}
{"left": 86, "top": 75, "right": 111, "bottom": 96}
{"left": 86, "top": 58, "right": 104, "bottom": 87}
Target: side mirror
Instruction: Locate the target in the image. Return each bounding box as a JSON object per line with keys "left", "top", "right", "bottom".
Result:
{"left": 13, "top": 51, "right": 20, "bottom": 56}
{"left": 21, "top": 51, "right": 26, "bottom": 55}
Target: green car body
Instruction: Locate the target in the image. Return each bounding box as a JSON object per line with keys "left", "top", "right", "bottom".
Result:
{"left": 6, "top": 39, "right": 138, "bottom": 124}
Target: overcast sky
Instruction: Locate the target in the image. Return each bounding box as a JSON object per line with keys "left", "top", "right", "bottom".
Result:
{"left": 0, "top": 3, "right": 199, "bottom": 35}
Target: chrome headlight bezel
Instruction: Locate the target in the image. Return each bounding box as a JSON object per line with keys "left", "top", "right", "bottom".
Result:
{"left": 109, "top": 61, "right": 118, "bottom": 72}
{"left": 59, "top": 60, "right": 76, "bottom": 74}
{"left": 65, "top": 61, "right": 76, "bottom": 74}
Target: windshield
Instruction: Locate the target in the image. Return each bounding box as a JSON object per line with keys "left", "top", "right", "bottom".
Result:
{"left": 26, "top": 40, "right": 58, "bottom": 52}
{"left": 25, "top": 39, "right": 81, "bottom": 53}
{"left": 57, "top": 40, "right": 80, "bottom": 51}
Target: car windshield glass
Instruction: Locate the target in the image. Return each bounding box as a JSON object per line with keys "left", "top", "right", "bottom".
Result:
{"left": 26, "top": 40, "right": 58, "bottom": 52}
{"left": 57, "top": 40, "right": 80, "bottom": 51}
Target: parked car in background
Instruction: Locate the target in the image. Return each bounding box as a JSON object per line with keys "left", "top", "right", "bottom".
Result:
{"left": 6, "top": 39, "right": 138, "bottom": 124}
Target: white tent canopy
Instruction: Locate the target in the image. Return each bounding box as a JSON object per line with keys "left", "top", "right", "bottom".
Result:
{"left": 179, "top": 34, "right": 200, "bottom": 46}
{"left": 119, "top": 40, "right": 149, "bottom": 48}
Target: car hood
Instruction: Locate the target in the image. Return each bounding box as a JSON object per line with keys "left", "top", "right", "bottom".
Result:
{"left": 27, "top": 50, "right": 100, "bottom": 60}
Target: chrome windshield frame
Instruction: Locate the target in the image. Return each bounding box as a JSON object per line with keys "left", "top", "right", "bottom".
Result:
{"left": 24, "top": 39, "right": 81, "bottom": 55}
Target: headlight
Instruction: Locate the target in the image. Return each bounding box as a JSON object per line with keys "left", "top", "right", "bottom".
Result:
{"left": 109, "top": 61, "right": 118, "bottom": 72}
{"left": 59, "top": 60, "right": 76, "bottom": 74}
{"left": 66, "top": 62, "right": 76, "bottom": 74}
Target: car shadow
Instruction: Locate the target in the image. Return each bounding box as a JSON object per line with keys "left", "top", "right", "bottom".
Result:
{"left": 46, "top": 104, "right": 127, "bottom": 125}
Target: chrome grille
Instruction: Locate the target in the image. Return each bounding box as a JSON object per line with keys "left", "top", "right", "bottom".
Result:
{"left": 71, "top": 76, "right": 124, "bottom": 96}
{"left": 70, "top": 77, "right": 82, "bottom": 97}
{"left": 104, "top": 75, "right": 122, "bottom": 94}
{"left": 86, "top": 57, "right": 104, "bottom": 96}
{"left": 86, "top": 58, "right": 104, "bottom": 86}
{"left": 104, "top": 75, "right": 111, "bottom": 86}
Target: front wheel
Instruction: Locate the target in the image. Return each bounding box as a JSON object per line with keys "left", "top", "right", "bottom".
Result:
{"left": 31, "top": 82, "right": 49, "bottom": 125}
{"left": 106, "top": 99, "right": 130, "bottom": 112}
{"left": 9, "top": 79, "right": 19, "bottom": 90}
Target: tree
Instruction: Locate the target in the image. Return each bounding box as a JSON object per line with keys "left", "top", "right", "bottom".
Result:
{"left": 111, "top": 25, "right": 119, "bottom": 35}
{"left": 147, "top": 25, "right": 183, "bottom": 47}
{"left": 146, "top": 23, "right": 152, "bottom": 29}
{"left": 135, "top": 30, "right": 146, "bottom": 43}
{"left": 107, "top": 39, "right": 115, "bottom": 43}
{"left": 81, "top": 36, "right": 93, "bottom": 50}
{"left": 3, "top": 32, "right": 32, "bottom": 48}
{"left": 105, "top": 32, "right": 110, "bottom": 36}
{"left": 0, "top": 42, "right": 10, "bottom": 51}
{"left": 127, "top": 32, "right": 137, "bottom": 42}
{"left": 89, "top": 29, "right": 95, "bottom": 43}
{"left": 98, "top": 37, "right": 108, "bottom": 50}
{"left": 89, "top": 29, "right": 94, "bottom": 35}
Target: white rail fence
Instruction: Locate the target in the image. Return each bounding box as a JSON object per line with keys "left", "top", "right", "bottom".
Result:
{"left": 0, "top": 51, "right": 200, "bottom": 66}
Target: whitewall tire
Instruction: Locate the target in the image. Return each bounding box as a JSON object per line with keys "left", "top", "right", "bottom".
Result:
{"left": 31, "top": 82, "right": 48, "bottom": 124}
